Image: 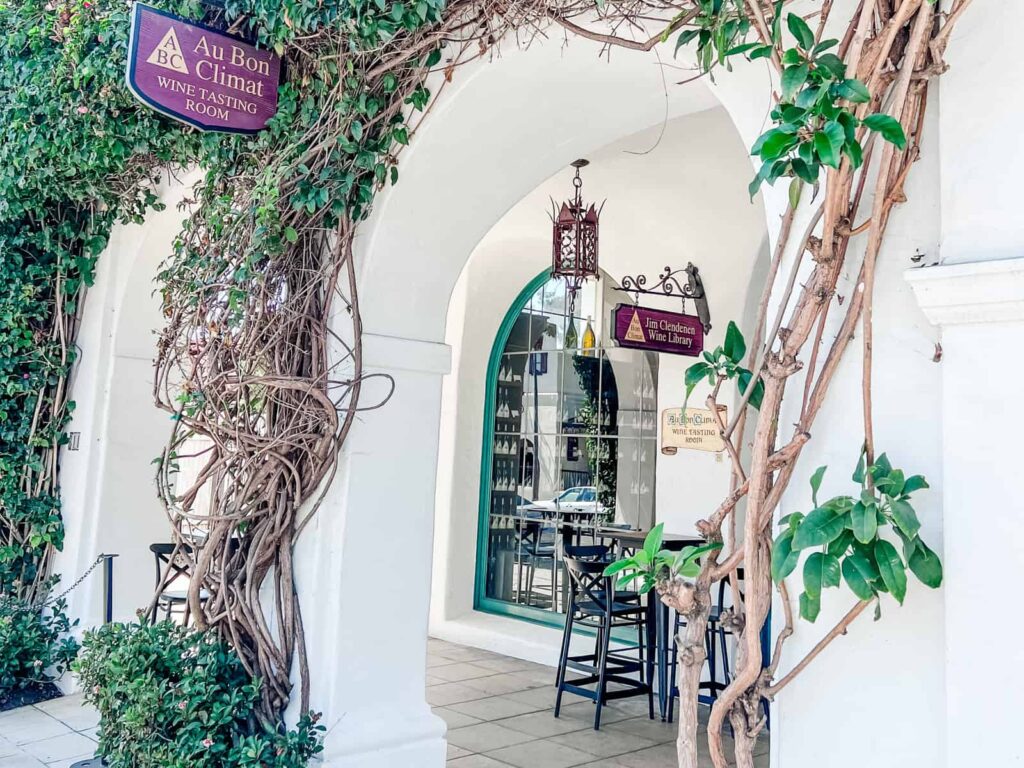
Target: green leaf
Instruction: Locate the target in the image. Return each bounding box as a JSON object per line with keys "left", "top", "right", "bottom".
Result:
{"left": 644, "top": 523, "right": 665, "bottom": 558}
{"left": 791, "top": 156, "right": 819, "bottom": 184}
{"left": 809, "top": 466, "right": 827, "bottom": 507}
{"left": 842, "top": 555, "right": 876, "bottom": 600}
{"left": 749, "top": 160, "right": 773, "bottom": 199}
{"left": 862, "top": 113, "right": 907, "bottom": 149}
{"left": 870, "top": 453, "right": 892, "bottom": 482}
{"left": 799, "top": 591, "right": 821, "bottom": 622}
{"left": 792, "top": 507, "right": 846, "bottom": 550}
{"left": 782, "top": 64, "right": 809, "bottom": 101}
{"left": 850, "top": 500, "right": 877, "bottom": 544}
{"left": 803, "top": 552, "right": 840, "bottom": 597}
{"left": 852, "top": 449, "right": 867, "bottom": 484}
{"left": 836, "top": 78, "right": 871, "bottom": 103}
{"left": 827, "top": 529, "right": 854, "bottom": 558}
{"left": 724, "top": 321, "right": 746, "bottom": 364}
{"left": 889, "top": 499, "right": 921, "bottom": 538}
{"left": 874, "top": 540, "right": 907, "bottom": 604}
{"left": 284, "top": 226, "right": 298, "bottom": 243}
{"left": 902, "top": 475, "right": 929, "bottom": 495}
{"left": 795, "top": 87, "right": 821, "bottom": 109}
{"left": 759, "top": 129, "right": 801, "bottom": 160}
{"left": 675, "top": 28, "right": 701, "bottom": 54}
{"left": 684, "top": 362, "right": 710, "bottom": 403}
{"left": 771, "top": 529, "right": 800, "bottom": 582}
{"left": 603, "top": 558, "right": 636, "bottom": 577}
{"left": 907, "top": 538, "right": 943, "bottom": 588}
{"left": 844, "top": 139, "right": 864, "bottom": 170}
{"left": 788, "top": 177, "right": 803, "bottom": 209}
{"left": 737, "top": 369, "right": 764, "bottom": 410}
{"left": 813, "top": 121, "right": 846, "bottom": 169}
{"left": 815, "top": 53, "right": 846, "bottom": 79}
{"left": 786, "top": 13, "right": 815, "bottom": 49}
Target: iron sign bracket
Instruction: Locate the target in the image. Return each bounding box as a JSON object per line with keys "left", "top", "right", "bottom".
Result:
{"left": 613, "top": 263, "right": 712, "bottom": 333}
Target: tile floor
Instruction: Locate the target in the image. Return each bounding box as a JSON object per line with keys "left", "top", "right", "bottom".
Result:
{"left": 0, "top": 638, "right": 768, "bottom": 767}
{"left": 0, "top": 694, "right": 98, "bottom": 767}
{"left": 427, "top": 637, "right": 768, "bottom": 767}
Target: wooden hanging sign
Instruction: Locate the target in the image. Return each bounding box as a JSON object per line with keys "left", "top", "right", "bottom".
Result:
{"left": 612, "top": 304, "right": 704, "bottom": 357}
{"left": 127, "top": 3, "right": 282, "bottom": 134}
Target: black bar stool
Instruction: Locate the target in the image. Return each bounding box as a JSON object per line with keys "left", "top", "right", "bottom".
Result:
{"left": 667, "top": 569, "right": 743, "bottom": 723}
{"left": 555, "top": 555, "right": 654, "bottom": 729}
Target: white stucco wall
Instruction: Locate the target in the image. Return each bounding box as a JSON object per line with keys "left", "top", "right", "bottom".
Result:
{"left": 55, "top": 174, "right": 199, "bottom": 631}
{"left": 53, "top": 3, "right": 1024, "bottom": 767}
{"left": 430, "top": 107, "right": 769, "bottom": 633}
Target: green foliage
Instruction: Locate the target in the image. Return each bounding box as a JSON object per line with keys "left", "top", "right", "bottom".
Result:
{"left": 0, "top": 0, "right": 210, "bottom": 678}
{"left": 672, "top": 0, "right": 751, "bottom": 74}
{"left": 0, "top": 595, "right": 79, "bottom": 697}
{"left": 684, "top": 320, "right": 764, "bottom": 409}
{"left": 1, "top": 0, "right": 444, "bottom": 738}
{"left": 747, "top": 14, "right": 906, "bottom": 198}
{"left": 671, "top": 5, "right": 908, "bottom": 199}
{"left": 772, "top": 452, "right": 942, "bottom": 622}
{"left": 75, "top": 621, "right": 323, "bottom": 768}
{"left": 603, "top": 523, "right": 722, "bottom": 593}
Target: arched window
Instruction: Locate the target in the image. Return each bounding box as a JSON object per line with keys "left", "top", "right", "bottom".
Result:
{"left": 475, "top": 272, "right": 660, "bottom": 623}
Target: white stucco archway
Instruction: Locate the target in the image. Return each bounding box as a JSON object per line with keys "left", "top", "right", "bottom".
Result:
{"left": 56, "top": 11, "right": 959, "bottom": 767}
{"left": 297, "top": 25, "right": 947, "bottom": 768}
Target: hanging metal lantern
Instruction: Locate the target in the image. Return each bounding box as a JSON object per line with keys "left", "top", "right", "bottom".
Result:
{"left": 551, "top": 159, "right": 601, "bottom": 314}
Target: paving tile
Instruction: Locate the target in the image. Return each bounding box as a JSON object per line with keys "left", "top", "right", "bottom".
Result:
{"left": 0, "top": 737, "right": 21, "bottom": 758}
{"left": 448, "top": 743, "right": 473, "bottom": 759}
{"left": 602, "top": 716, "right": 677, "bottom": 745}
{"left": 549, "top": 726, "right": 657, "bottom": 758}
{"left": 575, "top": 760, "right": 626, "bottom": 768}
{"left": 427, "top": 682, "right": 495, "bottom": 707}
{"left": 462, "top": 672, "right": 546, "bottom": 697}
{"left": 496, "top": 711, "right": 592, "bottom": 739}
{"left": 430, "top": 663, "right": 502, "bottom": 683}
{"left": 436, "top": 646, "right": 502, "bottom": 663}
{"left": 472, "top": 657, "right": 548, "bottom": 674}
{"left": 433, "top": 706, "right": 484, "bottom": 730}
{"left": 608, "top": 742, "right": 679, "bottom": 768}
{"left": 0, "top": 754, "right": 46, "bottom": 767}
{"left": 485, "top": 738, "right": 595, "bottom": 768}
{"left": 447, "top": 755, "right": 512, "bottom": 767}
{"left": 0, "top": 708, "right": 71, "bottom": 745}
{"left": 449, "top": 695, "right": 546, "bottom": 722}
{"left": 19, "top": 731, "right": 96, "bottom": 763}
{"left": 34, "top": 696, "right": 99, "bottom": 732}
{"left": 505, "top": 687, "right": 558, "bottom": 709}
{"left": 447, "top": 722, "right": 537, "bottom": 753}
{"left": 556, "top": 702, "right": 633, "bottom": 726}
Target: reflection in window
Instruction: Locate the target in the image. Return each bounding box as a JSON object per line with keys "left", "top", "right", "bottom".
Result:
{"left": 481, "top": 274, "right": 659, "bottom": 618}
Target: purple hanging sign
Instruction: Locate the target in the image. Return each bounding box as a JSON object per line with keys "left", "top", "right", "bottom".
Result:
{"left": 612, "top": 303, "right": 704, "bottom": 357}
{"left": 126, "top": 3, "right": 281, "bottom": 134}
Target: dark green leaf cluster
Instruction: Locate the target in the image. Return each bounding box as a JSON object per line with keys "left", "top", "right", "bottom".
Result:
{"left": 0, "top": 0, "right": 206, "bottom": 607}
{"left": 75, "top": 621, "right": 323, "bottom": 768}
{"left": 772, "top": 453, "right": 942, "bottom": 623}
{"left": 603, "top": 524, "right": 722, "bottom": 593}
{"left": 0, "top": 595, "right": 79, "bottom": 699}
{"left": 673, "top": 0, "right": 751, "bottom": 74}
{"left": 684, "top": 320, "right": 764, "bottom": 409}
{"left": 748, "top": 14, "right": 907, "bottom": 198}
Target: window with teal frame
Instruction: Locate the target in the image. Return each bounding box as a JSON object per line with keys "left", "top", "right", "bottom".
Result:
{"left": 473, "top": 271, "right": 660, "bottom": 628}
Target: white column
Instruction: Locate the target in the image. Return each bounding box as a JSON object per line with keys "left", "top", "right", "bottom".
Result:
{"left": 907, "top": 258, "right": 1024, "bottom": 768}
{"left": 300, "top": 332, "right": 451, "bottom": 768}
